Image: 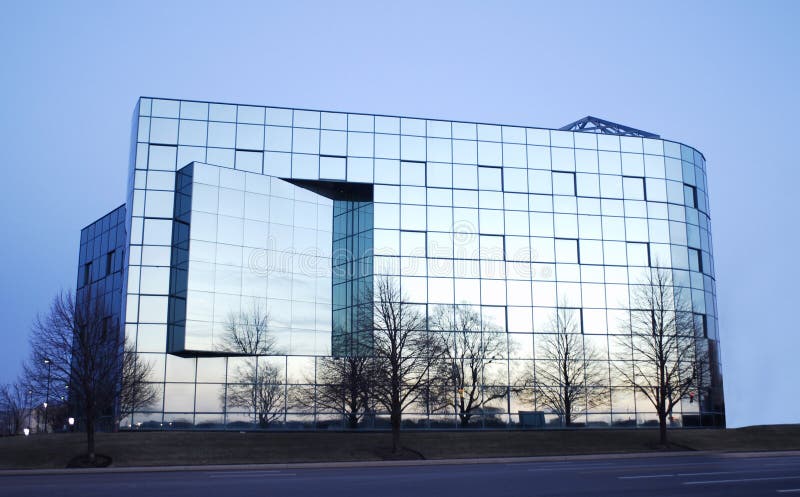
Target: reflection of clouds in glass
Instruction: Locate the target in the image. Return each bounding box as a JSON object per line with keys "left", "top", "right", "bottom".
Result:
{"left": 427, "top": 258, "right": 451, "bottom": 277}
{"left": 248, "top": 231, "right": 563, "bottom": 284}
{"left": 124, "top": 100, "right": 725, "bottom": 428}
{"left": 295, "top": 247, "right": 328, "bottom": 278}
{"left": 399, "top": 255, "right": 421, "bottom": 275}
{"left": 247, "top": 234, "right": 331, "bottom": 278}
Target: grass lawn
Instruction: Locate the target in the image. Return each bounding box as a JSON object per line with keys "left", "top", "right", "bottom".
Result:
{"left": 0, "top": 425, "right": 798, "bottom": 470}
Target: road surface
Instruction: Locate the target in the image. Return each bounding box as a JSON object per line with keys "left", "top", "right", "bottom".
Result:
{"left": 2, "top": 453, "right": 799, "bottom": 496}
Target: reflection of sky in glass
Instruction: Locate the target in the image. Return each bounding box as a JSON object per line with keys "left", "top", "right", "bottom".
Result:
{"left": 102, "top": 95, "right": 727, "bottom": 428}
{"left": 175, "top": 163, "right": 333, "bottom": 355}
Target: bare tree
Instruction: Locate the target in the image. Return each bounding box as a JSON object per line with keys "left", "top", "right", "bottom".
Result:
{"left": 429, "top": 304, "right": 510, "bottom": 427}
{"left": 301, "top": 355, "right": 373, "bottom": 429}
{"left": 117, "top": 339, "right": 159, "bottom": 424}
{"left": 220, "top": 303, "right": 285, "bottom": 427}
{"left": 614, "top": 266, "right": 705, "bottom": 446}
{"left": 370, "top": 276, "right": 438, "bottom": 453}
{"left": 532, "top": 306, "right": 607, "bottom": 427}
{"left": 0, "top": 381, "right": 28, "bottom": 435}
{"left": 27, "top": 291, "right": 121, "bottom": 462}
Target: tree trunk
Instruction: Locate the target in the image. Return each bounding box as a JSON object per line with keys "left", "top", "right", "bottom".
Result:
{"left": 348, "top": 412, "right": 358, "bottom": 430}
{"left": 86, "top": 417, "right": 96, "bottom": 462}
{"left": 390, "top": 410, "right": 401, "bottom": 453}
{"left": 658, "top": 413, "right": 668, "bottom": 447}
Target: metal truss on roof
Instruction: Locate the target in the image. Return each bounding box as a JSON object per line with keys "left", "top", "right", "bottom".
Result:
{"left": 559, "top": 116, "right": 660, "bottom": 139}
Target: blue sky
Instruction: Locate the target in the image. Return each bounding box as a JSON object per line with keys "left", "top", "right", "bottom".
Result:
{"left": 1, "top": 1, "right": 798, "bottom": 428}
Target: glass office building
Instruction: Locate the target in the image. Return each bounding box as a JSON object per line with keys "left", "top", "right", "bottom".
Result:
{"left": 78, "top": 98, "right": 724, "bottom": 429}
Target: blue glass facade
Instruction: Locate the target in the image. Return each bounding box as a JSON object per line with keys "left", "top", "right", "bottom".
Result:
{"left": 78, "top": 98, "right": 724, "bottom": 429}
{"left": 77, "top": 204, "right": 127, "bottom": 337}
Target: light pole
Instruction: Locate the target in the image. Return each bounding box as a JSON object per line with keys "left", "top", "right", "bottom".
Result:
{"left": 59, "top": 395, "right": 65, "bottom": 431}
{"left": 65, "top": 383, "right": 71, "bottom": 432}
{"left": 43, "top": 358, "right": 51, "bottom": 433}
{"left": 26, "top": 388, "right": 32, "bottom": 433}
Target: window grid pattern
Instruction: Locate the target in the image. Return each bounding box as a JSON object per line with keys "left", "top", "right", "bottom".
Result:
{"left": 107, "top": 97, "right": 722, "bottom": 429}
{"left": 78, "top": 204, "right": 127, "bottom": 329}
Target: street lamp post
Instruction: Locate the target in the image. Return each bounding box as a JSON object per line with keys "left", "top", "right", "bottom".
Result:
{"left": 26, "top": 388, "right": 32, "bottom": 434}
{"left": 65, "top": 383, "right": 71, "bottom": 432}
{"left": 43, "top": 358, "right": 52, "bottom": 433}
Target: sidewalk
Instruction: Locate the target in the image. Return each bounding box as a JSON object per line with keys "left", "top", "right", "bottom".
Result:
{"left": 3, "top": 450, "right": 798, "bottom": 477}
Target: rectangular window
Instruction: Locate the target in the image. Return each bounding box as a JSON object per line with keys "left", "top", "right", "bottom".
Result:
{"left": 552, "top": 171, "right": 576, "bottom": 196}
{"left": 553, "top": 307, "right": 583, "bottom": 334}
{"left": 106, "top": 250, "right": 115, "bottom": 276}
{"left": 626, "top": 242, "right": 651, "bottom": 267}
{"left": 101, "top": 316, "right": 111, "bottom": 339}
{"left": 479, "top": 234, "right": 505, "bottom": 260}
{"left": 689, "top": 247, "right": 703, "bottom": 273}
{"left": 401, "top": 161, "right": 427, "bottom": 186}
{"left": 478, "top": 166, "right": 503, "bottom": 191}
{"left": 320, "top": 155, "right": 347, "bottom": 180}
{"left": 554, "top": 238, "right": 579, "bottom": 264}
{"left": 695, "top": 313, "right": 708, "bottom": 338}
{"left": 83, "top": 262, "right": 92, "bottom": 287}
{"left": 400, "top": 230, "right": 427, "bottom": 257}
{"left": 684, "top": 183, "right": 698, "bottom": 208}
{"left": 481, "top": 305, "right": 507, "bottom": 332}
{"left": 623, "top": 176, "right": 646, "bottom": 200}
{"left": 234, "top": 150, "right": 264, "bottom": 173}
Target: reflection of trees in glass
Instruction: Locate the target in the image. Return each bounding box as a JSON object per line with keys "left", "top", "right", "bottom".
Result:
{"left": 370, "top": 277, "right": 437, "bottom": 453}
{"left": 118, "top": 338, "right": 159, "bottom": 423}
{"left": 691, "top": 339, "right": 718, "bottom": 415}
{"left": 219, "top": 303, "right": 276, "bottom": 355}
{"left": 227, "top": 358, "right": 284, "bottom": 427}
{"left": 429, "top": 304, "right": 511, "bottom": 427}
{"left": 531, "top": 306, "right": 607, "bottom": 427}
{"left": 304, "top": 355, "right": 374, "bottom": 429}
{"left": 221, "top": 303, "right": 285, "bottom": 428}
{"left": 613, "top": 266, "right": 705, "bottom": 446}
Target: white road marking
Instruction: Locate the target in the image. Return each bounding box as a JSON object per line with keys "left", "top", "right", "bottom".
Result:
{"left": 777, "top": 490, "right": 800, "bottom": 494}
{"left": 618, "top": 474, "right": 674, "bottom": 479}
{"left": 208, "top": 471, "right": 295, "bottom": 479}
{"left": 209, "top": 469, "right": 283, "bottom": 475}
{"left": 685, "top": 475, "right": 800, "bottom": 485}
{"left": 676, "top": 471, "right": 737, "bottom": 477}
{"left": 525, "top": 460, "right": 732, "bottom": 473}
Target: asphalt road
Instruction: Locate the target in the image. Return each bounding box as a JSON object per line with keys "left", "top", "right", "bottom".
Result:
{"left": 1, "top": 453, "right": 799, "bottom": 497}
